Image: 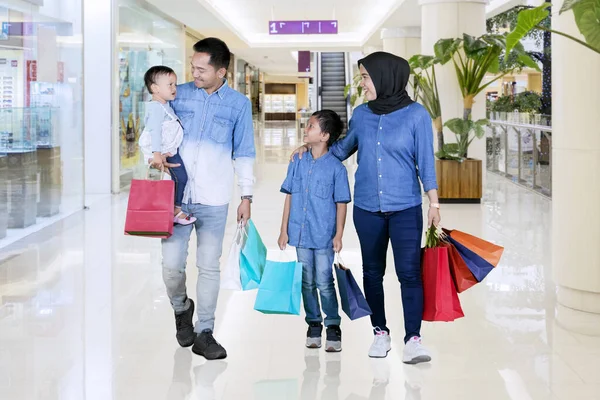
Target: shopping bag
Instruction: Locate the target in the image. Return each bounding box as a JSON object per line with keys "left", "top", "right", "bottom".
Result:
{"left": 444, "top": 228, "right": 504, "bottom": 267}
{"left": 421, "top": 246, "right": 464, "bottom": 322}
{"left": 445, "top": 235, "right": 495, "bottom": 282}
{"left": 239, "top": 219, "right": 267, "bottom": 290}
{"left": 220, "top": 223, "right": 245, "bottom": 291}
{"left": 254, "top": 259, "right": 302, "bottom": 315}
{"left": 334, "top": 254, "right": 372, "bottom": 320}
{"left": 443, "top": 242, "right": 478, "bottom": 293}
{"left": 124, "top": 174, "right": 174, "bottom": 239}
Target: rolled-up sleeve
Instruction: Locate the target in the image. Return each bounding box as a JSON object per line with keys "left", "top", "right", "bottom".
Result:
{"left": 233, "top": 98, "right": 256, "bottom": 196}
{"left": 280, "top": 157, "right": 297, "bottom": 194}
{"left": 331, "top": 110, "right": 360, "bottom": 162}
{"left": 415, "top": 111, "right": 438, "bottom": 192}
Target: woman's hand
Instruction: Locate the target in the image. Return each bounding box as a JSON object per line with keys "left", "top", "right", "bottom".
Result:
{"left": 289, "top": 145, "right": 309, "bottom": 162}
{"left": 427, "top": 206, "right": 441, "bottom": 228}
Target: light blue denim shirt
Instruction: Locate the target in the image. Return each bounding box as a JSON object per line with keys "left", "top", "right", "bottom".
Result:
{"left": 281, "top": 151, "right": 351, "bottom": 250}
{"left": 330, "top": 102, "right": 437, "bottom": 213}
{"left": 171, "top": 80, "right": 255, "bottom": 206}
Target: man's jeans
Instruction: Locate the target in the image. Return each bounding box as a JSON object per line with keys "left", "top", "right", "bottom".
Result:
{"left": 296, "top": 247, "right": 341, "bottom": 327}
{"left": 161, "top": 203, "right": 228, "bottom": 333}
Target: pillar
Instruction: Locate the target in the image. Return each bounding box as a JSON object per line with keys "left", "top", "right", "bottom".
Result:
{"left": 552, "top": 0, "right": 600, "bottom": 335}
{"left": 419, "top": 0, "right": 488, "bottom": 164}
{"left": 381, "top": 27, "right": 421, "bottom": 98}
{"left": 362, "top": 45, "right": 383, "bottom": 56}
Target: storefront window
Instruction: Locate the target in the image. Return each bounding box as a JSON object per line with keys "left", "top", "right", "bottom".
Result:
{"left": 0, "top": 0, "right": 84, "bottom": 248}
{"left": 117, "top": 0, "right": 184, "bottom": 188}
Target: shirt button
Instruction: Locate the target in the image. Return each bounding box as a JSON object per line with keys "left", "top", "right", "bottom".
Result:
{"left": 379, "top": 175, "right": 382, "bottom": 178}
{"left": 378, "top": 142, "right": 381, "bottom": 145}
{"left": 379, "top": 127, "right": 382, "bottom": 130}
{"left": 378, "top": 158, "right": 381, "bottom": 161}
{"left": 306, "top": 189, "right": 309, "bottom": 193}
{"left": 380, "top": 191, "right": 383, "bottom": 194}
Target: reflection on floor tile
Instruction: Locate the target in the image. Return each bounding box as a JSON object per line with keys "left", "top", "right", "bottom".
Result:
{"left": 0, "top": 122, "right": 596, "bottom": 400}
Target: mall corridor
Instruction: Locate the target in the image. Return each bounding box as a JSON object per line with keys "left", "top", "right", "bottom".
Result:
{"left": 1, "top": 122, "right": 599, "bottom": 400}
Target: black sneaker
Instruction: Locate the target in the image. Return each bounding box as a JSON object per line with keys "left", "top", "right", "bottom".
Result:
{"left": 325, "top": 325, "right": 342, "bottom": 352}
{"left": 192, "top": 329, "right": 227, "bottom": 360}
{"left": 306, "top": 322, "right": 323, "bottom": 348}
{"left": 175, "top": 299, "right": 195, "bottom": 347}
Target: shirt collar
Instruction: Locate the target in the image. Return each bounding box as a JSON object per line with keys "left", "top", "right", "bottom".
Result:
{"left": 308, "top": 149, "right": 331, "bottom": 162}
{"left": 197, "top": 79, "right": 229, "bottom": 99}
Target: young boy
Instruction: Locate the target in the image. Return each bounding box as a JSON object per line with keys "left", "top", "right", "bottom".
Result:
{"left": 139, "top": 65, "right": 195, "bottom": 225}
{"left": 278, "top": 110, "right": 351, "bottom": 352}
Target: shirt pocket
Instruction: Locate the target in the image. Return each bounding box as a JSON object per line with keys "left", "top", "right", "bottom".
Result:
{"left": 315, "top": 182, "right": 333, "bottom": 199}
{"left": 291, "top": 177, "right": 303, "bottom": 193}
{"left": 210, "top": 116, "right": 233, "bottom": 143}
{"left": 178, "top": 111, "right": 194, "bottom": 133}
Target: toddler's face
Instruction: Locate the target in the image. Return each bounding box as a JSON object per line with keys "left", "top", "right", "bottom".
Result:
{"left": 303, "top": 116, "right": 330, "bottom": 145}
{"left": 153, "top": 73, "right": 177, "bottom": 101}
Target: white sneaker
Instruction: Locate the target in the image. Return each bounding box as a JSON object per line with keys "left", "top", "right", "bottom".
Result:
{"left": 402, "top": 336, "right": 432, "bottom": 364}
{"left": 368, "top": 328, "right": 392, "bottom": 358}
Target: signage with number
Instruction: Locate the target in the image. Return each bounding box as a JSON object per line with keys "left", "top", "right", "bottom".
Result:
{"left": 269, "top": 20, "right": 338, "bottom": 35}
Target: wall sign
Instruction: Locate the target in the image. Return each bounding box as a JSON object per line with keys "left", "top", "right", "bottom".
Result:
{"left": 269, "top": 20, "right": 338, "bottom": 35}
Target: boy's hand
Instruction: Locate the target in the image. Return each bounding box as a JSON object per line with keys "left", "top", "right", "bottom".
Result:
{"left": 151, "top": 152, "right": 164, "bottom": 170}
{"left": 333, "top": 235, "right": 343, "bottom": 253}
{"left": 278, "top": 232, "right": 288, "bottom": 250}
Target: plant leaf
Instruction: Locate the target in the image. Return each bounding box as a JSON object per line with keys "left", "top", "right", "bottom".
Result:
{"left": 409, "top": 54, "right": 436, "bottom": 70}
{"left": 434, "top": 38, "right": 461, "bottom": 64}
{"left": 572, "top": 0, "right": 600, "bottom": 52}
{"left": 560, "top": 0, "right": 583, "bottom": 13}
{"left": 444, "top": 118, "right": 470, "bottom": 135}
{"left": 506, "top": 3, "right": 551, "bottom": 58}
{"left": 463, "top": 34, "right": 489, "bottom": 57}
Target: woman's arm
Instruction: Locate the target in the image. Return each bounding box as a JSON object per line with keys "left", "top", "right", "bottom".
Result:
{"left": 414, "top": 110, "right": 441, "bottom": 227}
{"left": 329, "top": 113, "right": 359, "bottom": 162}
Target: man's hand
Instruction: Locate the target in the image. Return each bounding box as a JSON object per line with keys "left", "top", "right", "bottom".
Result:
{"left": 278, "top": 232, "right": 288, "bottom": 250}
{"left": 289, "top": 145, "right": 309, "bottom": 162}
{"left": 333, "top": 235, "right": 343, "bottom": 253}
{"left": 237, "top": 199, "right": 251, "bottom": 225}
{"left": 427, "top": 207, "right": 441, "bottom": 228}
{"left": 161, "top": 152, "right": 180, "bottom": 169}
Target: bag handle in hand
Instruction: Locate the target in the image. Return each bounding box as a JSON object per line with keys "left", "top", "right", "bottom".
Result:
{"left": 334, "top": 252, "right": 348, "bottom": 270}
{"left": 146, "top": 164, "right": 166, "bottom": 180}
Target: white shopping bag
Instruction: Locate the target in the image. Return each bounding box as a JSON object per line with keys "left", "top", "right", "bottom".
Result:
{"left": 220, "top": 223, "right": 246, "bottom": 290}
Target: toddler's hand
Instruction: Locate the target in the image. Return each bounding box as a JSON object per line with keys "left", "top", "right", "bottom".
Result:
{"left": 278, "top": 232, "right": 288, "bottom": 250}
{"left": 151, "top": 153, "right": 163, "bottom": 170}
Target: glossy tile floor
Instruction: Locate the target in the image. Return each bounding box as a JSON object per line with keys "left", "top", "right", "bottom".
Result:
{"left": 2, "top": 122, "right": 600, "bottom": 400}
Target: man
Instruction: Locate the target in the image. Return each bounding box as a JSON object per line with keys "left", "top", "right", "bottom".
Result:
{"left": 161, "top": 37, "right": 255, "bottom": 360}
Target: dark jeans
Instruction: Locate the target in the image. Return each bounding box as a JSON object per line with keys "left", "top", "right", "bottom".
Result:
{"left": 166, "top": 152, "right": 187, "bottom": 208}
{"left": 353, "top": 205, "right": 423, "bottom": 343}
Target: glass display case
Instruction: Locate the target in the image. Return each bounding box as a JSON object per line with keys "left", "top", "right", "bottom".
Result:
{"left": 0, "top": 108, "right": 37, "bottom": 152}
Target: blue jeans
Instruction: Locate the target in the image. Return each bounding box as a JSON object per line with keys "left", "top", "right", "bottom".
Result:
{"left": 166, "top": 152, "right": 187, "bottom": 208}
{"left": 353, "top": 205, "right": 423, "bottom": 343}
{"left": 161, "top": 203, "right": 228, "bottom": 333}
{"left": 296, "top": 247, "right": 341, "bottom": 327}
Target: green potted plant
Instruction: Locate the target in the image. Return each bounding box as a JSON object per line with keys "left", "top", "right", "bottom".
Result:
{"left": 432, "top": 33, "right": 539, "bottom": 202}
{"left": 409, "top": 55, "right": 444, "bottom": 151}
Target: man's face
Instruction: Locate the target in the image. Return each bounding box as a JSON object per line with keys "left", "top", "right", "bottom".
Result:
{"left": 191, "top": 52, "right": 224, "bottom": 90}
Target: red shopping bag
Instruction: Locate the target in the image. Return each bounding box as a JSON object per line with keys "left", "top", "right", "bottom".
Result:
{"left": 444, "top": 242, "right": 478, "bottom": 293}
{"left": 422, "top": 246, "right": 464, "bottom": 322}
{"left": 124, "top": 178, "right": 174, "bottom": 238}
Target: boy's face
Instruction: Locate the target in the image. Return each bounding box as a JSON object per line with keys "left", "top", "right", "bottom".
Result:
{"left": 151, "top": 73, "right": 177, "bottom": 101}
{"left": 303, "top": 116, "right": 330, "bottom": 145}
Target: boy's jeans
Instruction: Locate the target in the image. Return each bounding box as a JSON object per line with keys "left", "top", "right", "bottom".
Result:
{"left": 161, "top": 203, "right": 228, "bottom": 333}
{"left": 296, "top": 247, "right": 341, "bottom": 327}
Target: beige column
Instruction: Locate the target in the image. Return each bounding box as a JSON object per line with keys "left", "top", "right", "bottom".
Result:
{"left": 552, "top": 0, "right": 600, "bottom": 335}
{"left": 419, "top": 0, "right": 488, "bottom": 164}
{"left": 381, "top": 27, "right": 421, "bottom": 98}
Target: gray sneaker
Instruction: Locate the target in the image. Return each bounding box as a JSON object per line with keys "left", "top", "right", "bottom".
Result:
{"left": 306, "top": 323, "right": 323, "bottom": 348}
{"left": 325, "top": 325, "right": 342, "bottom": 352}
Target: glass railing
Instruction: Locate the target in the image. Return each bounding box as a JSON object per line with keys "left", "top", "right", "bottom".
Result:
{"left": 486, "top": 112, "right": 552, "bottom": 198}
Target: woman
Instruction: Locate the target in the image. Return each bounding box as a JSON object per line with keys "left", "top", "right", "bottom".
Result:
{"left": 292, "top": 52, "right": 440, "bottom": 364}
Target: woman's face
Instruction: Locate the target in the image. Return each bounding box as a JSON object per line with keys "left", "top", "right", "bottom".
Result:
{"left": 359, "top": 64, "right": 377, "bottom": 101}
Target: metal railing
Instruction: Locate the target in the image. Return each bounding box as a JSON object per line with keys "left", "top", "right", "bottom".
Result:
{"left": 486, "top": 112, "right": 552, "bottom": 198}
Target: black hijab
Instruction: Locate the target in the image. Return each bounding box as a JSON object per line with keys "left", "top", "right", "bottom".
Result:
{"left": 358, "top": 52, "right": 414, "bottom": 115}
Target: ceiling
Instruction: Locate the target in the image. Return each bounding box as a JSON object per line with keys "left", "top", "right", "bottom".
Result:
{"left": 146, "top": 0, "right": 526, "bottom": 76}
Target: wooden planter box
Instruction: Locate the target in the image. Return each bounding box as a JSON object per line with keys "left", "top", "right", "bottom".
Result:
{"left": 436, "top": 159, "right": 482, "bottom": 203}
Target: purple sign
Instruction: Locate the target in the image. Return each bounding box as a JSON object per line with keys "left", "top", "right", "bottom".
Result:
{"left": 298, "top": 51, "right": 311, "bottom": 73}
{"left": 269, "top": 20, "right": 338, "bottom": 35}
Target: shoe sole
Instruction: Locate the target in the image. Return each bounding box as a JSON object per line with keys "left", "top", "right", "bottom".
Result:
{"left": 403, "top": 355, "right": 432, "bottom": 365}
{"left": 192, "top": 347, "right": 228, "bottom": 360}
{"left": 368, "top": 347, "right": 391, "bottom": 358}
{"left": 325, "top": 341, "right": 342, "bottom": 352}
{"left": 306, "top": 344, "right": 321, "bottom": 349}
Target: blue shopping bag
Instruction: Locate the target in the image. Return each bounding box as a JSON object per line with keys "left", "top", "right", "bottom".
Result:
{"left": 239, "top": 219, "right": 267, "bottom": 290}
{"left": 254, "top": 259, "right": 302, "bottom": 315}
{"left": 334, "top": 256, "right": 372, "bottom": 320}
{"left": 445, "top": 236, "right": 494, "bottom": 282}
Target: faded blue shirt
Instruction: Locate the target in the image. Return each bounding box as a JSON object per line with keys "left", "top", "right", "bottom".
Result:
{"left": 281, "top": 151, "right": 351, "bottom": 250}
{"left": 171, "top": 80, "right": 255, "bottom": 206}
{"left": 331, "top": 102, "right": 437, "bottom": 213}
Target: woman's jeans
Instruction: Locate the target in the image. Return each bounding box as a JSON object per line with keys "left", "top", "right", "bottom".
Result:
{"left": 353, "top": 205, "right": 423, "bottom": 343}
{"left": 296, "top": 247, "right": 341, "bottom": 327}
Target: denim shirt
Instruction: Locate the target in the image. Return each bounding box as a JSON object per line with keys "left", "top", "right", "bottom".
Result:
{"left": 170, "top": 80, "right": 255, "bottom": 206}
{"left": 281, "top": 151, "right": 351, "bottom": 250}
{"left": 331, "top": 102, "right": 437, "bottom": 213}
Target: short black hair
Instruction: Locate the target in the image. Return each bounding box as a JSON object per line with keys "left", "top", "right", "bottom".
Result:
{"left": 193, "top": 37, "right": 231, "bottom": 70}
{"left": 312, "top": 110, "right": 344, "bottom": 147}
{"left": 144, "top": 65, "right": 175, "bottom": 94}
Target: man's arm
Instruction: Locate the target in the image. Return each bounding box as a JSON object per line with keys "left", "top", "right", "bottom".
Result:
{"left": 232, "top": 99, "right": 256, "bottom": 197}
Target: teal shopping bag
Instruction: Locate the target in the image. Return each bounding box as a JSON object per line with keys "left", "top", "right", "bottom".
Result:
{"left": 239, "top": 219, "right": 267, "bottom": 290}
{"left": 254, "top": 260, "right": 302, "bottom": 315}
